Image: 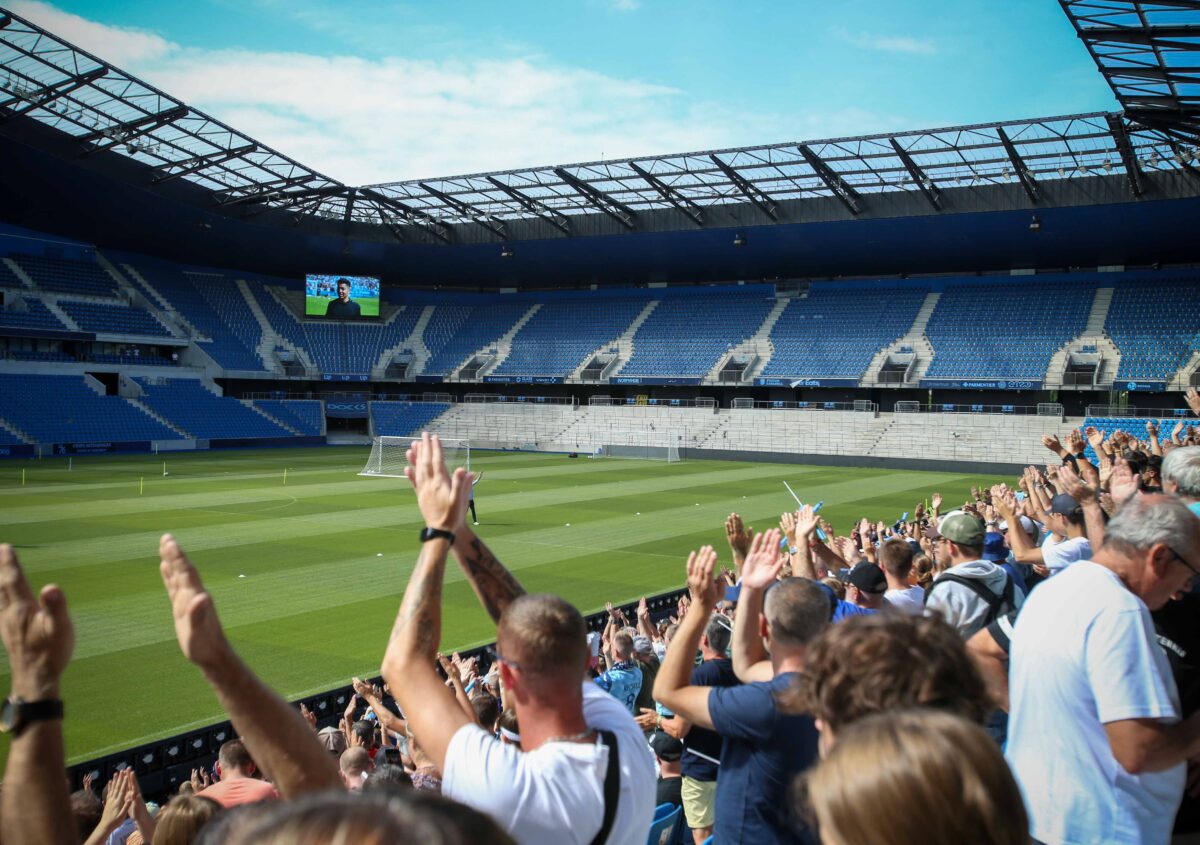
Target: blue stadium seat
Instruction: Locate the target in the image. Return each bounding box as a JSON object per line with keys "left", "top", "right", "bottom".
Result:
{"left": 422, "top": 304, "right": 530, "bottom": 375}
{"left": 58, "top": 300, "right": 172, "bottom": 336}
{"left": 619, "top": 295, "right": 774, "bottom": 378}
{"left": 253, "top": 399, "right": 324, "bottom": 436}
{"left": 924, "top": 282, "right": 1094, "bottom": 380}
{"left": 135, "top": 379, "right": 292, "bottom": 439}
{"left": 645, "top": 806, "right": 682, "bottom": 845}
{"left": 370, "top": 402, "right": 451, "bottom": 436}
{"left": 494, "top": 299, "right": 646, "bottom": 377}
{"left": 0, "top": 374, "right": 181, "bottom": 443}
{"left": 0, "top": 297, "right": 68, "bottom": 331}
{"left": 761, "top": 285, "right": 927, "bottom": 378}
{"left": 10, "top": 254, "right": 118, "bottom": 297}
{"left": 1105, "top": 279, "right": 1200, "bottom": 381}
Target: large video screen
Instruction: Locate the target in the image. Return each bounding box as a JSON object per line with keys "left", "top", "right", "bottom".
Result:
{"left": 305, "top": 274, "right": 381, "bottom": 319}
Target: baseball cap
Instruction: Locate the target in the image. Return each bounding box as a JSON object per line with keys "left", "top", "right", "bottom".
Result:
{"left": 847, "top": 562, "right": 887, "bottom": 594}
{"left": 998, "top": 514, "right": 1036, "bottom": 535}
{"left": 649, "top": 729, "right": 683, "bottom": 762}
{"left": 981, "top": 531, "right": 1008, "bottom": 563}
{"left": 317, "top": 726, "right": 347, "bottom": 755}
{"left": 632, "top": 636, "right": 654, "bottom": 655}
{"left": 931, "top": 511, "right": 985, "bottom": 546}
{"left": 1049, "top": 493, "right": 1082, "bottom": 518}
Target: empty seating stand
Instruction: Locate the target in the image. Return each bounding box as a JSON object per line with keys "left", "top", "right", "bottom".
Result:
{"left": 924, "top": 282, "right": 1094, "bottom": 380}
{"left": 254, "top": 399, "right": 324, "bottom": 436}
{"left": 422, "top": 304, "right": 529, "bottom": 375}
{"left": 762, "top": 286, "right": 927, "bottom": 378}
{"left": 1105, "top": 279, "right": 1200, "bottom": 381}
{"left": 136, "top": 379, "right": 291, "bottom": 439}
{"left": 494, "top": 299, "right": 645, "bottom": 377}
{"left": 0, "top": 298, "right": 68, "bottom": 331}
{"left": 370, "top": 402, "right": 452, "bottom": 437}
{"left": 58, "top": 300, "right": 172, "bottom": 336}
{"left": 11, "top": 255, "right": 118, "bottom": 297}
{"left": 619, "top": 295, "right": 775, "bottom": 378}
{"left": 0, "top": 374, "right": 180, "bottom": 444}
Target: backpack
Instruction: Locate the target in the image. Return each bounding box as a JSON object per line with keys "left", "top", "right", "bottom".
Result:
{"left": 925, "top": 571, "right": 1016, "bottom": 628}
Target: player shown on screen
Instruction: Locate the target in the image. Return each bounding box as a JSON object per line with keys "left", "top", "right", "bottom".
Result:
{"left": 325, "top": 278, "right": 361, "bottom": 318}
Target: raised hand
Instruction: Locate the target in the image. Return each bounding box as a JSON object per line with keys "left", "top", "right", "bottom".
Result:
{"left": 685, "top": 545, "right": 722, "bottom": 610}
{"left": 0, "top": 544, "right": 73, "bottom": 701}
{"left": 1056, "top": 461, "right": 1096, "bottom": 503}
{"left": 795, "top": 504, "right": 819, "bottom": 539}
{"left": 1187, "top": 387, "right": 1200, "bottom": 417}
{"left": 1041, "top": 434, "right": 1064, "bottom": 455}
{"left": 1066, "top": 429, "right": 1085, "bottom": 454}
{"left": 299, "top": 702, "right": 317, "bottom": 729}
{"left": 159, "top": 535, "right": 230, "bottom": 673}
{"left": 98, "top": 769, "right": 134, "bottom": 833}
{"left": 740, "top": 529, "right": 784, "bottom": 591}
{"left": 1086, "top": 426, "right": 1105, "bottom": 450}
{"left": 931, "top": 492, "right": 942, "bottom": 511}
{"left": 404, "top": 432, "right": 471, "bottom": 533}
{"left": 1173, "top": 421, "right": 1185, "bottom": 442}
{"left": 352, "top": 677, "right": 375, "bottom": 699}
{"left": 1146, "top": 419, "right": 1159, "bottom": 438}
{"left": 724, "top": 513, "right": 752, "bottom": 562}
{"left": 1110, "top": 455, "right": 1141, "bottom": 505}
{"left": 779, "top": 511, "right": 797, "bottom": 547}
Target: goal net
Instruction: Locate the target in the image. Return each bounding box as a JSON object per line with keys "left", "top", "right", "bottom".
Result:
{"left": 359, "top": 436, "right": 470, "bottom": 477}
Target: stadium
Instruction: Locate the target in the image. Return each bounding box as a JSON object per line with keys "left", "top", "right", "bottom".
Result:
{"left": 0, "top": 1, "right": 1198, "bottom": 843}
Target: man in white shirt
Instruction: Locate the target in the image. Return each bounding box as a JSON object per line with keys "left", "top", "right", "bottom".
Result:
{"left": 1001, "top": 492, "right": 1091, "bottom": 576}
{"left": 880, "top": 538, "right": 924, "bottom": 615}
{"left": 382, "top": 434, "right": 654, "bottom": 845}
{"left": 1006, "top": 494, "right": 1200, "bottom": 845}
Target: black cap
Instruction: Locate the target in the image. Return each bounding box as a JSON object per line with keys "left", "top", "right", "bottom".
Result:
{"left": 649, "top": 729, "right": 683, "bottom": 761}
{"left": 847, "top": 562, "right": 888, "bottom": 594}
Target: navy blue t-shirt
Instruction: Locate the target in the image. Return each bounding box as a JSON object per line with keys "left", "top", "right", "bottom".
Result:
{"left": 680, "top": 657, "right": 738, "bottom": 782}
{"left": 707, "top": 672, "right": 819, "bottom": 845}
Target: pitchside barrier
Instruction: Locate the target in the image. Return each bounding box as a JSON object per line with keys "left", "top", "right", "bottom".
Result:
{"left": 66, "top": 587, "right": 688, "bottom": 801}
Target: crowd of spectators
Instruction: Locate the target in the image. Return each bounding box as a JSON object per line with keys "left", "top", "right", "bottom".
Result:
{"left": 4, "top": 389, "right": 1200, "bottom": 844}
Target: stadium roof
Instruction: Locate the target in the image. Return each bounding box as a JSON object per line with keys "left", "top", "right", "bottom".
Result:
{"left": 1, "top": 3, "right": 1199, "bottom": 245}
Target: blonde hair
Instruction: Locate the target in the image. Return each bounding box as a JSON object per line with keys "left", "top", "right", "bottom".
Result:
{"left": 800, "top": 709, "right": 1029, "bottom": 845}
{"left": 151, "top": 795, "right": 222, "bottom": 845}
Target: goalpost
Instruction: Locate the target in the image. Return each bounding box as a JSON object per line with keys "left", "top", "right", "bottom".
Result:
{"left": 359, "top": 436, "right": 470, "bottom": 477}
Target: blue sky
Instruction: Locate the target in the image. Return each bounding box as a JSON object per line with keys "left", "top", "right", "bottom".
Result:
{"left": 11, "top": 1, "right": 1118, "bottom": 183}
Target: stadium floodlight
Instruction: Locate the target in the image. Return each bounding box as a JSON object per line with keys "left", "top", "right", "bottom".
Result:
{"left": 359, "top": 436, "right": 469, "bottom": 478}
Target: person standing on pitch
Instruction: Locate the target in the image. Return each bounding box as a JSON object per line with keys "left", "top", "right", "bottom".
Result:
{"left": 469, "top": 471, "right": 484, "bottom": 525}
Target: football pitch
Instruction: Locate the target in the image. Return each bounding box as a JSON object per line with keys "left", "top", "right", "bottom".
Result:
{"left": 0, "top": 446, "right": 1007, "bottom": 766}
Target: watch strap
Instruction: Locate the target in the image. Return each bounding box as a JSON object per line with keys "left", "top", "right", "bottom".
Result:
{"left": 419, "top": 527, "right": 456, "bottom": 545}
{"left": 5, "top": 698, "right": 63, "bottom": 737}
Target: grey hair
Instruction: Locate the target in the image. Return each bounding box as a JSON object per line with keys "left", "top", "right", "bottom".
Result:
{"left": 1162, "top": 446, "right": 1200, "bottom": 500}
{"left": 1103, "top": 494, "right": 1200, "bottom": 556}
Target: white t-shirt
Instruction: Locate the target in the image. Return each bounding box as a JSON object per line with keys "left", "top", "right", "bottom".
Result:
{"left": 1040, "top": 534, "right": 1092, "bottom": 576}
{"left": 883, "top": 585, "right": 924, "bottom": 615}
{"left": 1006, "top": 561, "right": 1183, "bottom": 845}
{"left": 443, "top": 681, "right": 656, "bottom": 845}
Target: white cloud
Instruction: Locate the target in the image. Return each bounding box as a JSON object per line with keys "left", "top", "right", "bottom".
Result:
{"left": 9, "top": 2, "right": 915, "bottom": 184}
{"left": 835, "top": 27, "right": 937, "bottom": 56}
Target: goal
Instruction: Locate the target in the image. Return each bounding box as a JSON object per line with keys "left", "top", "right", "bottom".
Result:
{"left": 359, "top": 436, "right": 470, "bottom": 477}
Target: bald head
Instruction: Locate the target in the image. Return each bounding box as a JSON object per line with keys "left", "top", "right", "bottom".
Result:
{"left": 496, "top": 594, "right": 588, "bottom": 685}
{"left": 339, "top": 747, "right": 372, "bottom": 790}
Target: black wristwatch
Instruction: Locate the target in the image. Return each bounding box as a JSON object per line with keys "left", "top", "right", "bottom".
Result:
{"left": 1, "top": 696, "right": 63, "bottom": 737}
{"left": 419, "top": 527, "right": 456, "bottom": 545}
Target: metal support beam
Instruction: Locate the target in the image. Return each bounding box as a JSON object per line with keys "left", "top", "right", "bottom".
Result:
{"left": 342, "top": 188, "right": 357, "bottom": 226}
{"left": 418, "top": 181, "right": 507, "bottom": 239}
{"left": 485, "top": 177, "right": 572, "bottom": 235}
{"left": 77, "top": 104, "right": 188, "bottom": 152}
{"left": 367, "top": 200, "right": 408, "bottom": 242}
{"left": 797, "top": 145, "right": 863, "bottom": 215}
{"left": 552, "top": 168, "right": 636, "bottom": 230}
{"left": 359, "top": 188, "right": 454, "bottom": 244}
{"left": 708, "top": 155, "right": 778, "bottom": 220}
{"left": 996, "top": 126, "right": 1040, "bottom": 205}
{"left": 288, "top": 196, "right": 326, "bottom": 227}
{"left": 628, "top": 162, "right": 704, "bottom": 226}
{"left": 1105, "top": 114, "right": 1145, "bottom": 197}
{"left": 152, "top": 143, "right": 257, "bottom": 183}
{"left": 888, "top": 138, "right": 942, "bottom": 210}
{"left": 221, "top": 181, "right": 343, "bottom": 207}
{"left": 0, "top": 66, "right": 105, "bottom": 121}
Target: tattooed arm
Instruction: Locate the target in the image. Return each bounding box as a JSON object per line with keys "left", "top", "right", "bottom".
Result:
{"left": 451, "top": 526, "right": 527, "bottom": 623}
{"left": 381, "top": 434, "right": 476, "bottom": 771}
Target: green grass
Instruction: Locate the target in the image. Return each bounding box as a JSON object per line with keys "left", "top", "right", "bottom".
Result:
{"left": 0, "top": 447, "right": 1007, "bottom": 766}
{"left": 304, "top": 295, "right": 381, "bottom": 317}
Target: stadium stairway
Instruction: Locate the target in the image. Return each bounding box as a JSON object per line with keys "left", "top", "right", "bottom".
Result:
{"left": 254, "top": 285, "right": 319, "bottom": 374}
{"left": 0, "top": 416, "right": 32, "bottom": 444}
{"left": 861, "top": 292, "right": 940, "bottom": 386}
{"left": 1, "top": 257, "right": 37, "bottom": 290}
{"left": 704, "top": 297, "right": 789, "bottom": 384}
{"left": 373, "top": 305, "right": 434, "bottom": 379}
{"left": 454, "top": 304, "right": 541, "bottom": 379}
{"left": 240, "top": 399, "right": 300, "bottom": 435}
{"left": 98, "top": 257, "right": 186, "bottom": 340}
{"left": 238, "top": 280, "right": 288, "bottom": 376}
{"left": 119, "top": 262, "right": 203, "bottom": 339}
{"left": 1171, "top": 350, "right": 1200, "bottom": 391}
{"left": 1043, "top": 287, "right": 1116, "bottom": 389}
{"left": 569, "top": 299, "right": 658, "bottom": 381}
{"left": 122, "top": 394, "right": 191, "bottom": 438}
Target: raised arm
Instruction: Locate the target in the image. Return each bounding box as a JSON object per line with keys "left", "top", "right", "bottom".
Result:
{"left": 992, "top": 487, "right": 1042, "bottom": 565}
{"left": 731, "top": 529, "right": 783, "bottom": 684}
{"left": 450, "top": 525, "right": 526, "bottom": 624}
{"left": 1056, "top": 463, "right": 1107, "bottom": 549}
{"left": 352, "top": 677, "right": 408, "bottom": 738}
{"left": 159, "top": 535, "right": 341, "bottom": 797}
{"left": 381, "top": 434, "right": 475, "bottom": 771}
{"left": 0, "top": 545, "right": 77, "bottom": 845}
{"left": 653, "top": 546, "right": 722, "bottom": 731}
{"left": 724, "top": 513, "right": 753, "bottom": 577}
